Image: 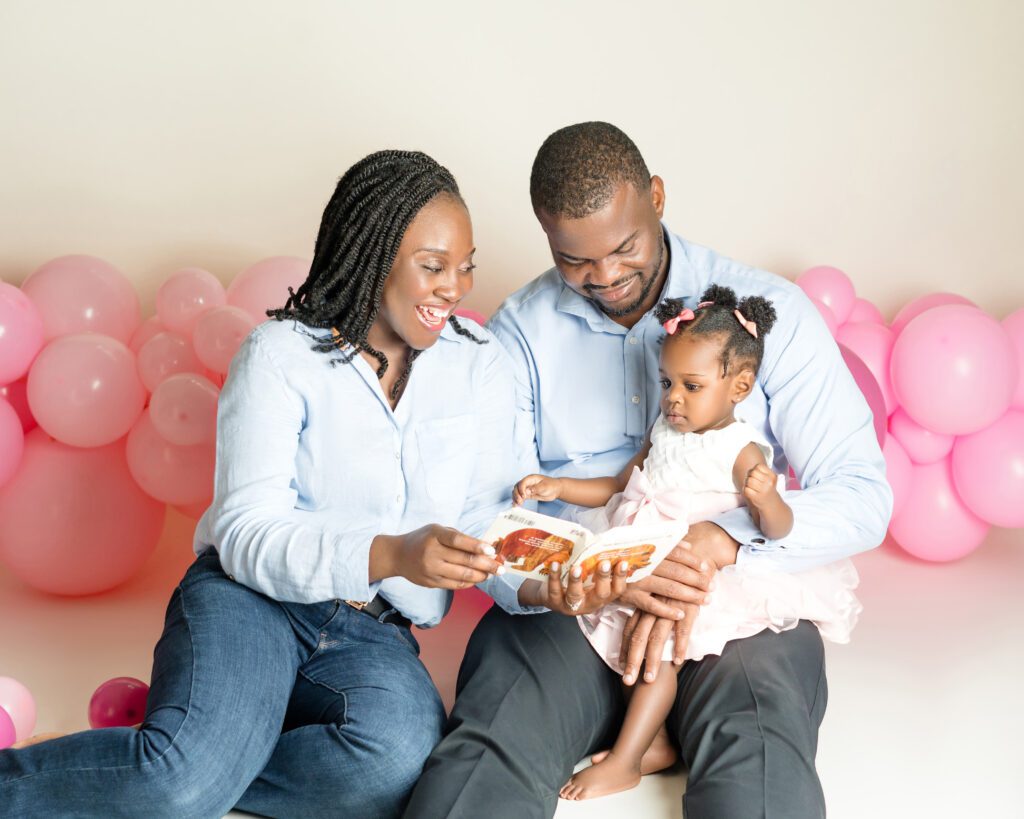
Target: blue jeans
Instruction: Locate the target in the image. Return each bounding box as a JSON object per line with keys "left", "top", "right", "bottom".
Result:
{"left": 0, "top": 549, "right": 446, "bottom": 818}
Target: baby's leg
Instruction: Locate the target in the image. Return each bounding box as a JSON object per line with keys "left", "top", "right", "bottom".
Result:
{"left": 560, "top": 661, "right": 678, "bottom": 801}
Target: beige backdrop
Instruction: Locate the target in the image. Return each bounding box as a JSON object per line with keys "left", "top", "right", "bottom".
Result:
{"left": 1, "top": 0, "right": 1021, "bottom": 319}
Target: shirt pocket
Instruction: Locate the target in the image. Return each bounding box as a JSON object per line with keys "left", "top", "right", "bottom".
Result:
{"left": 414, "top": 414, "right": 479, "bottom": 523}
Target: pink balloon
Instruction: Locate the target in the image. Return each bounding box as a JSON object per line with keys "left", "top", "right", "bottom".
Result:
{"left": 888, "top": 407, "right": 953, "bottom": 464}
{"left": 837, "top": 344, "right": 886, "bottom": 446}
{"left": 807, "top": 296, "right": 839, "bottom": 336}
{"left": 136, "top": 331, "right": 204, "bottom": 392}
{"left": 27, "top": 334, "right": 146, "bottom": 448}
{"left": 0, "top": 706, "right": 15, "bottom": 749}
{"left": 0, "top": 378, "right": 38, "bottom": 433}
{"left": 126, "top": 413, "right": 215, "bottom": 506}
{"left": 1003, "top": 308, "right": 1024, "bottom": 410}
{"left": 0, "top": 399, "right": 24, "bottom": 488}
{"left": 149, "top": 373, "right": 219, "bottom": 446}
{"left": 951, "top": 410, "right": 1024, "bottom": 528}
{"left": 0, "top": 430, "right": 165, "bottom": 595}
{"left": 882, "top": 435, "right": 913, "bottom": 519}
{"left": 888, "top": 458, "right": 989, "bottom": 562}
{"left": 21, "top": 255, "right": 141, "bottom": 344}
{"left": 226, "top": 256, "right": 309, "bottom": 324}
{"left": 0, "top": 282, "right": 45, "bottom": 384}
{"left": 88, "top": 677, "right": 149, "bottom": 729}
{"left": 453, "top": 308, "right": 488, "bottom": 326}
{"left": 836, "top": 322, "right": 897, "bottom": 416}
{"left": 845, "top": 297, "right": 885, "bottom": 326}
{"left": 890, "top": 305, "right": 1015, "bottom": 436}
{"left": 156, "top": 268, "right": 226, "bottom": 337}
{"left": 796, "top": 266, "right": 856, "bottom": 325}
{"left": 890, "top": 292, "right": 975, "bottom": 337}
{"left": 128, "top": 316, "right": 165, "bottom": 355}
{"left": 174, "top": 499, "right": 210, "bottom": 520}
{"left": 192, "top": 305, "right": 256, "bottom": 374}
{"left": 0, "top": 677, "right": 36, "bottom": 742}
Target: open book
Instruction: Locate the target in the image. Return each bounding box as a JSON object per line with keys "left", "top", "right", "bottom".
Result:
{"left": 481, "top": 507, "right": 687, "bottom": 586}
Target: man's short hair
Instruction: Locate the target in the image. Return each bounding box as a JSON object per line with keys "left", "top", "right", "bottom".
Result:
{"left": 529, "top": 122, "right": 651, "bottom": 219}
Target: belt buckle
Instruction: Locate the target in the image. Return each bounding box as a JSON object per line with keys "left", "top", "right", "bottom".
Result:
{"left": 345, "top": 599, "right": 368, "bottom": 611}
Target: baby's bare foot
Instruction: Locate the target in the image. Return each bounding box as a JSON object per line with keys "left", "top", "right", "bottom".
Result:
{"left": 589, "top": 724, "right": 678, "bottom": 775}
{"left": 559, "top": 751, "right": 642, "bottom": 800}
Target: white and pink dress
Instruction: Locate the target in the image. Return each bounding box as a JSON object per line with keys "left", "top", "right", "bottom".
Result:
{"left": 575, "top": 414, "right": 861, "bottom": 672}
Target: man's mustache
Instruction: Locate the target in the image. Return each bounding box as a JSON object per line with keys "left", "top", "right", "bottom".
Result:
{"left": 583, "top": 272, "right": 641, "bottom": 293}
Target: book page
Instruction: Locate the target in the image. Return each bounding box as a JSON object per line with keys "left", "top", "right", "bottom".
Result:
{"left": 569, "top": 520, "right": 688, "bottom": 586}
{"left": 481, "top": 507, "right": 591, "bottom": 581}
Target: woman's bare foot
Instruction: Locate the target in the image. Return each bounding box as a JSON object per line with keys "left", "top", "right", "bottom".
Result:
{"left": 560, "top": 750, "right": 642, "bottom": 800}
{"left": 589, "top": 723, "right": 678, "bottom": 775}
{"left": 10, "top": 732, "right": 66, "bottom": 749}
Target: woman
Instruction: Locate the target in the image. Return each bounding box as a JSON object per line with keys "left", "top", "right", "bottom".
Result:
{"left": 0, "top": 151, "right": 561, "bottom": 818}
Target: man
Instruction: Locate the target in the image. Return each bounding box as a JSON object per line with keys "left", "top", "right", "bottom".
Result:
{"left": 405, "top": 122, "right": 892, "bottom": 818}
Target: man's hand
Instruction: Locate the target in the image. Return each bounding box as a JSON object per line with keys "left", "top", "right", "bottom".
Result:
{"left": 619, "top": 599, "right": 698, "bottom": 685}
{"left": 513, "top": 474, "right": 562, "bottom": 505}
{"left": 517, "top": 559, "right": 629, "bottom": 614}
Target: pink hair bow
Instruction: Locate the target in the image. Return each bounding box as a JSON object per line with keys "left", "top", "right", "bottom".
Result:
{"left": 662, "top": 308, "right": 695, "bottom": 335}
{"left": 734, "top": 309, "right": 758, "bottom": 338}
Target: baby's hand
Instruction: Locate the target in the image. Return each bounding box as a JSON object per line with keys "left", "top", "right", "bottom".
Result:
{"left": 513, "top": 474, "right": 562, "bottom": 505}
{"left": 743, "top": 464, "right": 780, "bottom": 508}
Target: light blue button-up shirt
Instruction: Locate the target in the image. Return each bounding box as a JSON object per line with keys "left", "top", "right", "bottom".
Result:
{"left": 488, "top": 227, "right": 894, "bottom": 573}
{"left": 193, "top": 317, "right": 531, "bottom": 626}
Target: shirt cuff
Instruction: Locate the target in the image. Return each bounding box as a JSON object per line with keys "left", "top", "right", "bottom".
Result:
{"left": 711, "top": 507, "right": 784, "bottom": 574}
{"left": 478, "top": 573, "right": 548, "bottom": 615}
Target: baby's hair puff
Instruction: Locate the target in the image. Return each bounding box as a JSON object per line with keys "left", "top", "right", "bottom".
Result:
{"left": 656, "top": 284, "right": 777, "bottom": 377}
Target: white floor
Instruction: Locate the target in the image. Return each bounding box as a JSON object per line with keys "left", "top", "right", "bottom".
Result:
{"left": 1, "top": 510, "right": 1021, "bottom": 819}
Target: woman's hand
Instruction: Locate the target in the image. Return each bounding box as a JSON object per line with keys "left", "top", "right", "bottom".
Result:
{"left": 371, "top": 525, "right": 503, "bottom": 590}
{"left": 513, "top": 474, "right": 562, "bottom": 505}
{"left": 517, "top": 560, "right": 629, "bottom": 614}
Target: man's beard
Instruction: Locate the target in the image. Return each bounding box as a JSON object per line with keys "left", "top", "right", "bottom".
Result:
{"left": 589, "top": 236, "right": 666, "bottom": 318}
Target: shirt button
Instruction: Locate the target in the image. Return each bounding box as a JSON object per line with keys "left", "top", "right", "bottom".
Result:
{"left": 396, "top": 494, "right": 402, "bottom": 503}
{"left": 394, "top": 451, "right": 401, "bottom": 460}
{"left": 631, "top": 395, "right": 640, "bottom": 404}
{"left": 628, "top": 336, "right": 638, "bottom": 345}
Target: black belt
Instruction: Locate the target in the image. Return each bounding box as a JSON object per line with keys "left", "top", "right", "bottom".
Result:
{"left": 345, "top": 594, "right": 411, "bottom": 630}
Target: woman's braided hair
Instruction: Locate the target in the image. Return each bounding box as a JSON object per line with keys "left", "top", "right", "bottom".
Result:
{"left": 654, "top": 284, "right": 777, "bottom": 376}
{"left": 269, "top": 150, "right": 483, "bottom": 399}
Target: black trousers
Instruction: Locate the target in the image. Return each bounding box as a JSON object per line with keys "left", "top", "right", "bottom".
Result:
{"left": 404, "top": 607, "right": 827, "bottom": 819}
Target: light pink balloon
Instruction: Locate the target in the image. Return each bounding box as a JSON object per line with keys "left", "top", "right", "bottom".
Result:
{"left": 149, "top": 373, "right": 219, "bottom": 446}
{"left": 192, "top": 305, "right": 256, "bottom": 374}
{"left": 0, "top": 399, "right": 24, "bottom": 489}
{"left": 88, "top": 677, "right": 149, "bottom": 729}
{"left": 174, "top": 500, "right": 210, "bottom": 519}
{"left": 21, "top": 255, "right": 141, "bottom": 344}
{"left": 807, "top": 296, "right": 839, "bottom": 336}
{"left": 136, "top": 331, "right": 204, "bottom": 392}
{"left": 0, "top": 706, "right": 15, "bottom": 749}
{"left": 888, "top": 407, "right": 954, "bottom": 464}
{"left": 1003, "top": 308, "right": 1024, "bottom": 409}
{"left": 836, "top": 322, "right": 897, "bottom": 416}
{"left": 882, "top": 435, "right": 913, "bottom": 519}
{"left": 156, "top": 268, "right": 226, "bottom": 337}
{"left": 845, "top": 297, "right": 885, "bottom": 326}
{"left": 890, "top": 305, "right": 1015, "bottom": 436}
{"left": 837, "top": 344, "right": 887, "bottom": 446}
{"left": 796, "top": 266, "right": 856, "bottom": 325}
{"left": 890, "top": 292, "right": 975, "bottom": 337}
{"left": 27, "top": 334, "right": 146, "bottom": 448}
{"left": 128, "top": 316, "right": 165, "bottom": 355}
{"left": 226, "top": 256, "right": 309, "bottom": 324}
{"left": 951, "top": 410, "right": 1024, "bottom": 528}
{"left": 888, "top": 458, "right": 989, "bottom": 562}
{"left": 0, "top": 431, "right": 165, "bottom": 595}
{"left": 0, "top": 282, "right": 45, "bottom": 384}
{"left": 0, "top": 379, "right": 36, "bottom": 433}
{"left": 454, "top": 308, "right": 488, "bottom": 326}
{"left": 0, "top": 677, "right": 36, "bottom": 742}
{"left": 126, "top": 413, "right": 215, "bottom": 506}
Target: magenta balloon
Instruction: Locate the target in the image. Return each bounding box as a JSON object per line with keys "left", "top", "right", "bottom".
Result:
{"left": 226, "top": 256, "right": 309, "bottom": 324}
{"left": 0, "top": 706, "right": 15, "bottom": 749}
{"left": 149, "top": 373, "right": 219, "bottom": 446}
{"left": 837, "top": 344, "right": 886, "bottom": 446}
{"left": 26, "top": 334, "right": 146, "bottom": 448}
{"left": 192, "top": 305, "right": 256, "bottom": 374}
{"left": 807, "top": 296, "right": 839, "bottom": 336}
{"left": 890, "top": 292, "right": 975, "bottom": 337}
{"left": 951, "top": 410, "right": 1024, "bottom": 528}
{"left": 453, "top": 308, "right": 488, "bottom": 326}
{"left": 888, "top": 458, "right": 989, "bottom": 562}
{"left": 88, "top": 677, "right": 150, "bottom": 729}
{"left": 0, "top": 282, "right": 45, "bottom": 383}
{"left": 126, "top": 413, "right": 215, "bottom": 506}
{"left": 0, "top": 378, "right": 38, "bottom": 433}
{"left": 136, "top": 331, "right": 204, "bottom": 393}
{"left": 1003, "top": 308, "right": 1024, "bottom": 410}
{"left": 890, "top": 305, "right": 1015, "bottom": 435}
{"left": 21, "top": 255, "right": 141, "bottom": 343}
{"left": 156, "top": 268, "right": 226, "bottom": 337}
{"left": 882, "top": 436, "right": 912, "bottom": 519}
{"left": 0, "top": 677, "right": 36, "bottom": 742}
{"left": 0, "top": 399, "right": 24, "bottom": 489}
{"left": 128, "top": 316, "right": 165, "bottom": 355}
{"left": 845, "top": 297, "right": 885, "bottom": 326}
{"left": 888, "top": 407, "right": 954, "bottom": 464}
{"left": 836, "top": 322, "right": 897, "bottom": 416}
{"left": 796, "top": 266, "right": 856, "bottom": 325}
{"left": 0, "top": 431, "right": 165, "bottom": 595}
